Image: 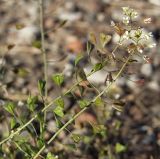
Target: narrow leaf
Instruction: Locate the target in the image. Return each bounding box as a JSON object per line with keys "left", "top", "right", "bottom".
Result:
{"left": 75, "top": 54, "right": 83, "bottom": 66}
{"left": 38, "top": 80, "right": 46, "bottom": 96}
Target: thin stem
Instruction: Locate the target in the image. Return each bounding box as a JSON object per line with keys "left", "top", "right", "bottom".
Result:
{"left": 0, "top": 114, "right": 37, "bottom": 145}
{"left": 33, "top": 107, "right": 87, "bottom": 159}
{"left": 0, "top": 70, "right": 95, "bottom": 146}
{"left": 39, "top": 0, "right": 48, "bottom": 98}
{"left": 33, "top": 55, "right": 131, "bottom": 158}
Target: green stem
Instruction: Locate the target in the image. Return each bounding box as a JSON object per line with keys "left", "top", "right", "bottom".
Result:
{"left": 0, "top": 114, "right": 37, "bottom": 145}
{"left": 0, "top": 71, "right": 95, "bottom": 146}
{"left": 33, "top": 55, "right": 131, "bottom": 158}
{"left": 39, "top": 0, "right": 48, "bottom": 98}
{"left": 0, "top": 52, "right": 130, "bottom": 147}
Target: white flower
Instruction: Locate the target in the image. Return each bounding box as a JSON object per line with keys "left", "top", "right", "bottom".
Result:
{"left": 122, "top": 7, "right": 130, "bottom": 15}
{"left": 111, "top": 20, "right": 115, "bottom": 26}
{"left": 131, "top": 11, "right": 138, "bottom": 19}
{"left": 123, "top": 16, "right": 130, "bottom": 25}
{"left": 148, "top": 43, "right": 156, "bottom": 48}
{"left": 137, "top": 47, "right": 143, "bottom": 53}
{"left": 144, "top": 18, "right": 152, "bottom": 24}
{"left": 122, "top": 31, "right": 129, "bottom": 39}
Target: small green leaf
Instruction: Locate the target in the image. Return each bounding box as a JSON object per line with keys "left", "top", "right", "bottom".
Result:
{"left": 53, "top": 106, "right": 64, "bottom": 118}
{"left": 52, "top": 74, "right": 64, "bottom": 86}
{"left": 115, "top": 143, "right": 126, "bottom": 153}
{"left": 27, "top": 95, "right": 38, "bottom": 111}
{"left": 90, "top": 123, "right": 106, "bottom": 135}
{"left": 4, "top": 102, "right": 15, "bottom": 115}
{"left": 77, "top": 68, "right": 87, "bottom": 80}
{"left": 46, "top": 152, "right": 58, "bottom": 159}
{"left": 54, "top": 97, "right": 64, "bottom": 108}
{"left": 99, "top": 33, "right": 111, "bottom": 48}
{"left": 87, "top": 41, "right": 94, "bottom": 57}
{"left": 37, "top": 138, "right": 44, "bottom": 148}
{"left": 75, "top": 54, "right": 83, "bottom": 66}
{"left": 32, "top": 40, "right": 41, "bottom": 49}
{"left": 10, "top": 118, "right": 19, "bottom": 130}
{"left": 55, "top": 116, "right": 63, "bottom": 128}
{"left": 78, "top": 99, "right": 90, "bottom": 108}
{"left": 38, "top": 80, "right": 46, "bottom": 96}
{"left": 94, "top": 97, "right": 104, "bottom": 107}
{"left": 92, "top": 63, "right": 103, "bottom": 72}
{"left": 71, "top": 134, "right": 82, "bottom": 143}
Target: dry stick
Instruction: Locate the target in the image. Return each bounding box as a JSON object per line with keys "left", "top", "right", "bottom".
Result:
{"left": 33, "top": 54, "right": 131, "bottom": 159}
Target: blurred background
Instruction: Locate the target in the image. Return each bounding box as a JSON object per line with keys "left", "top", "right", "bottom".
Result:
{"left": 0, "top": 0, "right": 160, "bottom": 159}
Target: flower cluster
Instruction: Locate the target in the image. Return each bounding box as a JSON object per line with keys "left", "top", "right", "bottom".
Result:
{"left": 111, "top": 7, "right": 156, "bottom": 63}
{"left": 122, "top": 7, "right": 138, "bottom": 25}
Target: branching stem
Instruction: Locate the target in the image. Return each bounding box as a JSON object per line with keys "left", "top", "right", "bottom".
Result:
{"left": 33, "top": 55, "right": 131, "bottom": 158}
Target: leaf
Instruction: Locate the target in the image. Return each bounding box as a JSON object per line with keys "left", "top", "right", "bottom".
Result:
{"left": 94, "top": 97, "right": 104, "bottom": 107}
{"left": 32, "top": 40, "right": 41, "bottom": 49}
{"left": 77, "top": 68, "right": 87, "bottom": 80}
{"left": 27, "top": 95, "right": 38, "bottom": 111}
{"left": 54, "top": 97, "right": 64, "bottom": 108}
{"left": 55, "top": 116, "right": 63, "bottom": 128}
{"left": 46, "top": 152, "right": 58, "bottom": 159}
{"left": 37, "top": 138, "right": 45, "bottom": 148}
{"left": 115, "top": 143, "right": 126, "bottom": 153}
{"left": 92, "top": 63, "right": 103, "bottom": 72}
{"left": 71, "top": 134, "right": 83, "bottom": 143}
{"left": 10, "top": 118, "right": 19, "bottom": 130}
{"left": 87, "top": 41, "right": 94, "bottom": 57}
{"left": 38, "top": 79, "right": 46, "bottom": 96}
{"left": 78, "top": 99, "right": 90, "bottom": 108}
{"left": 89, "top": 32, "right": 97, "bottom": 45}
{"left": 90, "top": 123, "right": 106, "bottom": 135}
{"left": 99, "top": 33, "right": 111, "bottom": 48}
{"left": 15, "top": 23, "right": 25, "bottom": 30}
{"left": 53, "top": 106, "right": 64, "bottom": 118}
{"left": 52, "top": 74, "right": 64, "bottom": 86}
{"left": 75, "top": 54, "right": 83, "bottom": 66}
{"left": 112, "top": 101, "right": 125, "bottom": 112}
{"left": 4, "top": 102, "right": 15, "bottom": 115}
